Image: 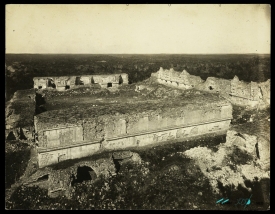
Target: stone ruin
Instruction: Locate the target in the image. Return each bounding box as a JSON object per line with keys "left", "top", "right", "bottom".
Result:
{"left": 152, "top": 67, "right": 204, "bottom": 89}
{"left": 5, "top": 67, "right": 270, "bottom": 200}
{"left": 33, "top": 73, "right": 129, "bottom": 91}
{"left": 6, "top": 68, "right": 270, "bottom": 170}
{"left": 34, "top": 94, "right": 232, "bottom": 168}
{"left": 152, "top": 67, "right": 270, "bottom": 109}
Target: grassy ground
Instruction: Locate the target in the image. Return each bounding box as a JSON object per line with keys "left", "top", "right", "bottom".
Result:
{"left": 5, "top": 133, "right": 269, "bottom": 210}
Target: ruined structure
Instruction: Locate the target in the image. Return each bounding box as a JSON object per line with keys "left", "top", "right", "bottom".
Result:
{"left": 8, "top": 68, "right": 270, "bottom": 169}
{"left": 34, "top": 94, "right": 232, "bottom": 168}
{"left": 152, "top": 67, "right": 204, "bottom": 89}
{"left": 152, "top": 68, "right": 270, "bottom": 109}
{"left": 33, "top": 73, "right": 129, "bottom": 91}
{"left": 5, "top": 89, "right": 36, "bottom": 140}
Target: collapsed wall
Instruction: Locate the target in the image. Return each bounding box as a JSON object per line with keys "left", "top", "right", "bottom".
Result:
{"left": 33, "top": 73, "right": 128, "bottom": 91}
{"left": 183, "top": 130, "right": 270, "bottom": 196}
{"left": 151, "top": 67, "right": 204, "bottom": 89}
{"left": 152, "top": 67, "right": 270, "bottom": 109}
{"left": 34, "top": 93, "right": 232, "bottom": 168}
{"left": 5, "top": 89, "right": 36, "bottom": 140}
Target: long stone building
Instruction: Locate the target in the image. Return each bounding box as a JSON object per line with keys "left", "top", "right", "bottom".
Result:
{"left": 33, "top": 73, "right": 129, "bottom": 91}
{"left": 34, "top": 93, "right": 232, "bottom": 168}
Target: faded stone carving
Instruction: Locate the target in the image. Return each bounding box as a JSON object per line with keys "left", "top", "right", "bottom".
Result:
{"left": 40, "top": 153, "right": 54, "bottom": 166}
{"left": 40, "top": 135, "right": 48, "bottom": 147}
{"left": 155, "top": 67, "right": 203, "bottom": 89}
{"left": 58, "top": 153, "right": 67, "bottom": 162}
{"left": 190, "top": 127, "right": 198, "bottom": 135}
{"left": 59, "top": 129, "right": 74, "bottom": 145}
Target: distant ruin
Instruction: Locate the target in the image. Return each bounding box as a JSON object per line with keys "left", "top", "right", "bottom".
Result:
{"left": 152, "top": 67, "right": 270, "bottom": 108}
{"left": 33, "top": 73, "right": 129, "bottom": 91}
{"left": 6, "top": 67, "right": 270, "bottom": 169}
{"left": 151, "top": 67, "right": 203, "bottom": 89}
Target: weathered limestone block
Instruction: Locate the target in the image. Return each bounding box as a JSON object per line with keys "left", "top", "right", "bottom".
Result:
{"left": 120, "top": 73, "right": 129, "bottom": 84}
{"left": 37, "top": 142, "right": 101, "bottom": 168}
{"left": 83, "top": 121, "right": 98, "bottom": 141}
{"left": 38, "top": 152, "right": 57, "bottom": 168}
{"left": 225, "top": 130, "right": 257, "bottom": 155}
{"left": 80, "top": 76, "right": 91, "bottom": 85}
{"left": 221, "top": 105, "right": 232, "bottom": 119}
{"left": 44, "top": 129, "right": 61, "bottom": 147}
{"left": 257, "top": 136, "right": 270, "bottom": 169}
{"left": 103, "top": 137, "right": 136, "bottom": 150}
{"left": 259, "top": 79, "right": 270, "bottom": 105}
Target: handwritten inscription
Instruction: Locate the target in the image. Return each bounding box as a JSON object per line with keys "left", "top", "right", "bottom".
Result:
{"left": 216, "top": 198, "right": 229, "bottom": 204}
{"left": 235, "top": 194, "right": 252, "bottom": 209}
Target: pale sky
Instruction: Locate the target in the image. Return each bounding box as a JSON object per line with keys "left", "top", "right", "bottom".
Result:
{"left": 5, "top": 4, "right": 271, "bottom": 54}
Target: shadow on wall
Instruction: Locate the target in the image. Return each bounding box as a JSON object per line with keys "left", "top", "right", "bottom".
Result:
{"left": 35, "top": 93, "right": 47, "bottom": 115}
{"left": 119, "top": 75, "right": 123, "bottom": 85}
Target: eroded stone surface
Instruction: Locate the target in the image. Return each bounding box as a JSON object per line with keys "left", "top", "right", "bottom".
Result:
{"left": 182, "top": 130, "right": 270, "bottom": 194}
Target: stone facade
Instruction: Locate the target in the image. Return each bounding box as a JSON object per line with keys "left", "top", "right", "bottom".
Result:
{"left": 35, "top": 100, "right": 233, "bottom": 168}
{"left": 153, "top": 67, "right": 204, "bottom": 89}
{"left": 152, "top": 67, "right": 270, "bottom": 109}
{"left": 33, "top": 73, "right": 128, "bottom": 91}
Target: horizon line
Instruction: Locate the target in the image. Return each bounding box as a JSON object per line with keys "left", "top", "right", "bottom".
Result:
{"left": 5, "top": 52, "right": 270, "bottom": 55}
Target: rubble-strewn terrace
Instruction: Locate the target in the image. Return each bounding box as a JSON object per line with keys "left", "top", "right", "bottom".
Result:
{"left": 35, "top": 91, "right": 230, "bottom": 131}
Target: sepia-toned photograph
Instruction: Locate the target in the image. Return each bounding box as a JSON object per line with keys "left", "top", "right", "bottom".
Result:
{"left": 5, "top": 4, "right": 270, "bottom": 210}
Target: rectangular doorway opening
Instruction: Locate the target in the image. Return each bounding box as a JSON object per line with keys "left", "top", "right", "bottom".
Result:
{"left": 107, "top": 83, "right": 112, "bottom": 88}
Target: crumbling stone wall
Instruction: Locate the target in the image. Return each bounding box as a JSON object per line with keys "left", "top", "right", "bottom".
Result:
{"left": 5, "top": 89, "right": 36, "bottom": 140}
{"left": 35, "top": 100, "right": 232, "bottom": 167}
{"left": 25, "top": 154, "right": 116, "bottom": 198}
{"left": 195, "top": 77, "right": 231, "bottom": 94}
{"left": 33, "top": 73, "right": 129, "bottom": 91}
{"left": 193, "top": 74, "right": 270, "bottom": 109}
{"left": 153, "top": 67, "right": 204, "bottom": 89}
{"left": 258, "top": 79, "right": 270, "bottom": 105}
{"left": 37, "top": 142, "right": 101, "bottom": 168}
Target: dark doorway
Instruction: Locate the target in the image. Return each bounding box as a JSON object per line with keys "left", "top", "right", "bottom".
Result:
{"left": 119, "top": 75, "right": 123, "bottom": 85}
{"left": 113, "top": 158, "right": 123, "bottom": 173}
{"left": 48, "top": 79, "right": 56, "bottom": 89}
{"left": 209, "top": 86, "right": 213, "bottom": 90}
{"left": 37, "top": 174, "right": 49, "bottom": 182}
{"left": 75, "top": 77, "right": 84, "bottom": 85}
{"left": 71, "top": 166, "right": 96, "bottom": 186}
{"left": 38, "top": 86, "right": 42, "bottom": 89}
{"left": 65, "top": 85, "right": 70, "bottom": 90}
{"left": 107, "top": 82, "right": 112, "bottom": 87}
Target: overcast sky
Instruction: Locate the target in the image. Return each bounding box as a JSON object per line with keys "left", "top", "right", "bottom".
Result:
{"left": 5, "top": 4, "right": 271, "bottom": 54}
